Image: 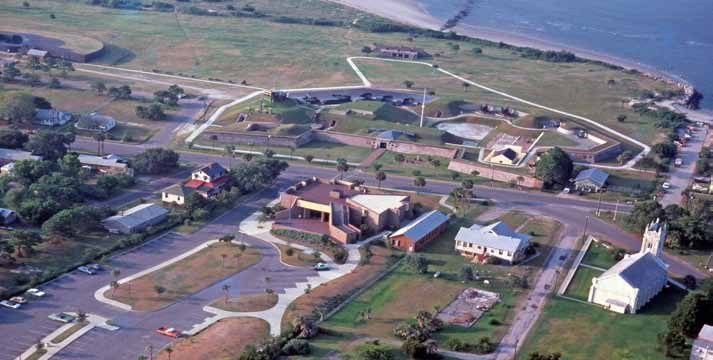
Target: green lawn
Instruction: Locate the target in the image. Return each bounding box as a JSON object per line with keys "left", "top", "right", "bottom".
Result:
{"left": 536, "top": 131, "right": 578, "bottom": 147}
{"left": 326, "top": 115, "right": 444, "bottom": 146}
{"left": 563, "top": 266, "right": 603, "bottom": 301}
{"left": 582, "top": 242, "right": 620, "bottom": 269}
{"left": 374, "top": 151, "right": 455, "bottom": 182}
{"left": 519, "top": 287, "right": 686, "bottom": 360}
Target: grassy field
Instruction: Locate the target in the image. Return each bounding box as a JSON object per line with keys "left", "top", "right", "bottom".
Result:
{"left": 276, "top": 243, "right": 321, "bottom": 267}
{"left": 519, "top": 287, "right": 686, "bottom": 360}
{"left": 107, "top": 243, "right": 261, "bottom": 311}
{"left": 582, "top": 241, "right": 621, "bottom": 269}
{"left": 326, "top": 114, "right": 444, "bottom": 146}
{"left": 563, "top": 266, "right": 603, "bottom": 301}
{"left": 0, "top": 0, "right": 678, "bottom": 146}
{"left": 156, "top": 317, "right": 270, "bottom": 360}
{"left": 210, "top": 293, "right": 278, "bottom": 312}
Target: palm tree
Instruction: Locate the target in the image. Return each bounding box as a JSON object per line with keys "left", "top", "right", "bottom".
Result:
{"left": 165, "top": 346, "right": 173, "bottom": 360}
{"left": 463, "top": 82, "right": 471, "bottom": 92}
{"left": 77, "top": 309, "right": 87, "bottom": 323}
{"left": 373, "top": 163, "right": 382, "bottom": 171}
{"left": 336, "top": 158, "right": 349, "bottom": 179}
{"left": 221, "top": 284, "right": 231, "bottom": 305}
{"left": 210, "top": 134, "right": 218, "bottom": 149}
{"left": 110, "top": 280, "right": 119, "bottom": 296}
{"left": 233, "top": 252, "right": 242, "bottom": 267}
{"left": 304, "top": 154, "right": 314, "bottom": 164}
{"left": 403, "top": 80, "right": 415, "bottom": 89}
{"left": 375, "top": 170, "right": 386, "bottom": 189}
{"left": 110, "top": 268, "right": 121, "bottom": 296}
{"left": 432, "top": 64, "right": 439, "bottom": 75}
{"left": 221, "top": 253, "right": 227, "bottom": 268}
{"left": 414, "top": 176, "right": 426, "bottom": 194}
{"left": 224, "top": 145, "right": 235, "bottom": 167}
{"left": 242, "top": 153, "right": 253, "bottom": 162}
{"left": 516, "top": 175, "right": 525, "bottom": 190}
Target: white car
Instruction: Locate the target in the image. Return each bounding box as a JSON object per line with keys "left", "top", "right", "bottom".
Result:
{"left": 662, "top": 182, "right": 671, "bottom": 190}
{"left": 313, "top": 262, "right": 330, "bottom": 271}
{"left": 0, "top": 300, "right": 21, "bottom": 309}
{"left": 48, "top": 312, "right": 75, "bottom": 323}
{"left": 77, "top": 266, "right": 96, "bottom": 275}
{"left": 26, "top": 288, "right": 46, "bottom": 297}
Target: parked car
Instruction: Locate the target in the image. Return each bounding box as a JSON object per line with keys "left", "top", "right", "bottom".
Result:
{"left": 0, "top": 300, "right": 21, "bottom": 309}
{"left": 26, "top": 288, "right": 46, "bottom": 297}
{"left": 9, "top": 296, "right": 27, "bottom": 304}
{"left": 313, "top": 262, "right": 330, "bottom": 271}
{"left": 674, "top": 158, "right": 683, "bottom": 167}
{"left": 87, "top": 263, "right": 102, "bottom": 271}
{"left": 156, "top": 327, "right": 180, "bottom": 338}
{"left": 48, "top": 312, "right": 75, "bottom": 323}
{"left": 662, "top": 182, "right": 671, "bottom": 190}
{"left": 78, "top": 266, "right": 97, "bottom": 275}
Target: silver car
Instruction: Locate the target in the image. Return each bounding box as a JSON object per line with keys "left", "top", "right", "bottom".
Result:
{"left": 48, "top": 312, "right": 75, "bottom": 323}
{"left": 0, "top": 300, "right": 21, "bottom": 309}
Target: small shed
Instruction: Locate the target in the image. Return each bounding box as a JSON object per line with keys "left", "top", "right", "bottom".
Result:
{"left": 388, "top": 210, "right": 449, "bottom": 252}
{"left": 26, "top": 48, "right": 48, "bottom": 60}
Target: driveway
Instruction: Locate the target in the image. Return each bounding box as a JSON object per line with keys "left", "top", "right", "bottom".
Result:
{"left": 660, "top": 127, "right": 707, "bottom": 206}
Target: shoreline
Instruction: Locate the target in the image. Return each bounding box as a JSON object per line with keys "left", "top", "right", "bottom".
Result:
{"left": 329, "top": 0, "right": 708, "bottom": 113}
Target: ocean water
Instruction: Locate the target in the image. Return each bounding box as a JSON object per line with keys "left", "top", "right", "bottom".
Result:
{"left": 417, "top": 0, "right": 713, "bottom": 111}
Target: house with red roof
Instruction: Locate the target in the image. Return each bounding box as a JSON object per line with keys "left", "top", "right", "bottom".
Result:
{"left": 163, "top": 163, "right": 230, "bottom": 204}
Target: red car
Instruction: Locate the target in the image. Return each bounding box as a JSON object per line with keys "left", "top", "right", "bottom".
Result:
{"left": 156, "top": 327, "right": 180, "bottom": 338}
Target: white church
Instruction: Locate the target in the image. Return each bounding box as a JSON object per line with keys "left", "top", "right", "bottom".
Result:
{"left": 588, "top": 219, "right": 669, "bottom": 314}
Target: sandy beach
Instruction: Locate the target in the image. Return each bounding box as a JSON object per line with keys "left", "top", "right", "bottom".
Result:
{"left": 329, "top": 0, "right": 691, "bottom": 86}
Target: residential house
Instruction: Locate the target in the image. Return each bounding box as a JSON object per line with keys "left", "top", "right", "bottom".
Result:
{"left": 26, "top": 48, "right": 48, "bottom": 60}
{"left": 161, "top": 184, "right": 191, "bottom": 206}
{"left": 388, "top": 210, "right": 449, "bottom": 252}
{"left": 276, "top": 178, "right": 411, "bottom": 243}
{"left": 454, "top": 221, "right": 531, "bottom": 264}
{"left": 0, "top": 208, "right": 17, "bottom": 225}
{"left": 78, "top": 154, "right": 133, "bottom": 176}
{"left": 588, "top": 219, "right": 668, "bottom": 314}
{"left": 75, "top": 113, "right": 116, "bottom": 133}
{"left": 691, "top": 325, "right": 713, "bottom": 360}
{"left": 0, "top": 148, "right": 41, "bottom": 162}
{"left": 184, "top": 162, "right": 230, "bottom": 198}
{"left": 375, "top": 44, "right": 429, "bottom": 60}
{"left": 488, "top": 147, "right": 519, "bottom": 165}
{"left": 574, "top": 168, "right": 609, "bottom": 192}
{"left": 102, "top": 203, "right": 169, "bottom": 234}
{"left": 34, "top": 109, "right": 72, "bottom": 127}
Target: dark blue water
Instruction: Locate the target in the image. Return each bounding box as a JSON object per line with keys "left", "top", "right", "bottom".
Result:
{"left": 418, "top": 0, "right": 713, "bottom": 110}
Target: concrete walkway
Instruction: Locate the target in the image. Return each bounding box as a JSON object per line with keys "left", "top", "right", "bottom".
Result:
{"left": 15, "top": 313, "right": 118, "bottom": 360}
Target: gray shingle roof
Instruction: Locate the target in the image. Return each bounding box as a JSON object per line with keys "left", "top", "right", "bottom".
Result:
{"left": 390, "top": 210, "right": 448, "bottom": 242}
{"left": 102, "top": 203, "right": 168, "bottom": 230}
{"left": 376, "top": 130, "right": 402, "bottom": 141}
{"left": 575, "top": 168, "right": 609, "bottom": 187}
{"left": 597, "top": 252, "right": 667, "bottom": 288}
{"left": 455, "top": 221, "right": 530, "bottom": 253}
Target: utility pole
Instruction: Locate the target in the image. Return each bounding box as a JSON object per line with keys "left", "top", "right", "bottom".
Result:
{"left": 419, "top": 87, "right": 426, "bottom": 128}
{"left": 490, "top": 162, "right": 495, "bottom": 188}
{"left": 583, "top": 216, "right": 590, "bottom": 239}
{"left": 613, "top": 200, "right": 619, "bottom": 221}
{"left": 595, "top": 190, "right": 603, "bottom": 217}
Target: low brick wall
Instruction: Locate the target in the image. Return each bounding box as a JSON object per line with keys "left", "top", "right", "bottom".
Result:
{"left": 448, "top": 159, "right": 544, "bottom": 188}
{"left": 202, "top": 130, "right": 312, "bottom": 148}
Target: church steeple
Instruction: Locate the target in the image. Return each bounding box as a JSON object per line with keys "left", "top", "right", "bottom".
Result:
{"left": 641, "top": 218, "right": 666, "bottom": 258}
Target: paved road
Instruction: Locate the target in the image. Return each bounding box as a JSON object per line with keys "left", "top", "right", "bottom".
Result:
{"left": 0, "top": 180, "right": 316, "bottom": 360}
{"left": 660, "top": 127, "right": 707, "bottom": 206}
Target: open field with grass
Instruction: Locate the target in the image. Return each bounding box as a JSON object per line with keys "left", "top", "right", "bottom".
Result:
{"left": 519, "top": 287, "right": 686, "bottom": 360}
{"left": 107, "top": 243, "right": 261, "bottom": 311}
{"left": 563, "top": 266, "right": 603, "bottom": 301}
{"left": 276, "top": 243, "right": 321, "bottom": 267}
{"left": 282, "top": 244, "right": 401, "bottom": 328}
{"left": 0, "top": 0, "right": 679, "bottom": 146}
{"left": 582, "top": 241, "right": 620, "bottom": 269}
{"left": 156, "top": 317, "right": 270, "bottom": 360}
{"left": 326, "top": 114, "right": 444, "bottom": 146}
{"left": 211, "top": 293, "right": 278, "bottom": 312}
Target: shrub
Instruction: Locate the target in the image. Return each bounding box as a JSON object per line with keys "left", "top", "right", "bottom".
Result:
{"left": 281, "top": 339, "right": 310, "bottom": 355}
{"left": 285, "top": 247, "right": 295, "bottom": 256}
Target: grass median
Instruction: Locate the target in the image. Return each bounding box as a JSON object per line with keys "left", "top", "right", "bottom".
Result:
{"left": 107, "top": 242, "right": 261, "bottom": 311}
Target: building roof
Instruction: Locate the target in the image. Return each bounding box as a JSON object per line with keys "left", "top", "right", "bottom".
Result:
{"left": 376, "top": 130, "right": 402, "bottom": 141}
{"left": 597, "top": 252, "right": 667, "bottom": 288}
{"left": 455, "top": 221, "right": 530, "bottom": 253}
{"left": 78, "top": 154, "right": 128, "bottom": 170}
{"left": 0, "top": 208, "right": 16, "bottom": 219}
{"left": 492, "top": 148, "right": 518, "bottom": 161}
{"left": 375, "top": 44, "right": 427, "bottom": 54}
{"left": 27, "top": 48, "right": 47, "bottom": 57}
{"left": 102, "top": 203, "right": 168, "bottom": 230}
{"left": 698, "top": 325, "right": 713, "bottom": 343}
{"left": 575, "top": 168, "right": 609, "bottom": 187}
{"left": 195, "top": 162, "right": 227, "bottom": 179}
{"left": 184, "top": 176, "right": 229, "bottom": 191}
{"left": 34, "top": 109, "right": 72, "bottom": 124}
{"left": 163, "top": 184, "right": 189, "bottom": 197}
{"left": 390, "top": 210, "right": 448, "bottom": 242}
{"left": 0, "top": 148, "right": 41, "bottom": 161}
{"left": 349, "top": 194, "right": 409, "bottom": 214}
{"left": 286, "top": 179, "right": 362, "bottom": 206}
